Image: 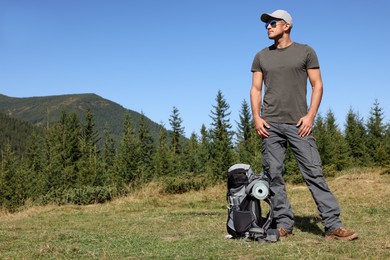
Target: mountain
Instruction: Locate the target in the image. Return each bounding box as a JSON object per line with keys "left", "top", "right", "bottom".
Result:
{"left": 0, "top": 93, "right": 163, "bottom": 145}
{"left": 0, "top": 112, "right": 44, "bottom": 156}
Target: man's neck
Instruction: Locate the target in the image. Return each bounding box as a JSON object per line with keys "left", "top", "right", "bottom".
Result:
{"left": 274, "top": 36, "right": 293, "bottom": 49}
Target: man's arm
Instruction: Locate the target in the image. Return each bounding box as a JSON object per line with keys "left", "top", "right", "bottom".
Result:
{"left": 296, "top": 68, "right": 323, "bottom": 137}
{"left": 250, "top": 71, "right": 269, "bottom": 138}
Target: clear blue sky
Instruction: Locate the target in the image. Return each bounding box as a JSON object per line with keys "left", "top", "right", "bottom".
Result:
{"left": 1, "top": 0, "right": 389, "bottom": 137}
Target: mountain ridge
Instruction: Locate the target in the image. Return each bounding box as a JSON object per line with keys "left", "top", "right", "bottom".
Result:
{"left": 0, "top": 93, "right": 163, "bottom": 144}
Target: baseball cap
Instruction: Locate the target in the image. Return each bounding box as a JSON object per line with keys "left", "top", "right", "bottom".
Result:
{"left": 260, "top": 10, "right": 293, "bottom": 27}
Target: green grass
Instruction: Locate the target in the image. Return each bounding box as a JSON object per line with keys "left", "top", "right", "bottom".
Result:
{"left": 1, "top": 168, "right": 389, "bottom": 259}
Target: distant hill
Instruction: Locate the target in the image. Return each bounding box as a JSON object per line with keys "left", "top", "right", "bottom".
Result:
{"left": 0, "top": 93, "right": 163, "bottom": 145}
{"left": 0, "top": 112, "right": 44, "bottom": 156}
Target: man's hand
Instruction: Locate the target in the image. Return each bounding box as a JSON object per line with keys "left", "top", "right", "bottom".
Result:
{"left": 296, "top": 115, "right": 315, "bottom": 137}
{"left": 254, "top": 117, "right": 270, "bottom": 138}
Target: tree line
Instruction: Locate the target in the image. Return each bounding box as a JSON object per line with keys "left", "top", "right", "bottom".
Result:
{"left": 0, "top": 90, "right": 389, "bottom": 211}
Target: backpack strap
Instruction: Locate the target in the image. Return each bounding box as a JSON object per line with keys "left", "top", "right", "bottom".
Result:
{"left": 262, "top": 197, "right": 273, "bottom": 231}
{"left": 246, "top": 197, "right": 275, "bottom": 242}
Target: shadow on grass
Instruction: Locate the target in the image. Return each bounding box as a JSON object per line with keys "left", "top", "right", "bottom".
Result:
{"left": 294, "top": 215, "right": 323, "bottom": 236}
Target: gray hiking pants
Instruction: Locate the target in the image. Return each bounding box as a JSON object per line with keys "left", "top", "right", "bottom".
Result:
{"left": 261, "top": 123, "right": 342, "bottom": 233}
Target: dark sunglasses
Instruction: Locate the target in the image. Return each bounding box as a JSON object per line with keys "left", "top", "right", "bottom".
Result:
{"left": 264, "top": 20, "right": 284, "bottom": 29}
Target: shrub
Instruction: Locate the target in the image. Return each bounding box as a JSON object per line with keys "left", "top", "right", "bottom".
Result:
{"left": 323, "top": 164, "right": 337, "bottom": 178}
{"left": 160, "top": 173, "right": 211, "bottom": 194}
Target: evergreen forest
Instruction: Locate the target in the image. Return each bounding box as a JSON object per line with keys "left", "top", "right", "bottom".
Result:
{"left": 0, "top": 90, "right": 389, "bottom": 211}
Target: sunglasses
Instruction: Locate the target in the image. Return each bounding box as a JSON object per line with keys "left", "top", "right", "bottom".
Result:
{"left": 264, "top": 20, "right": 284, "bottom": 29}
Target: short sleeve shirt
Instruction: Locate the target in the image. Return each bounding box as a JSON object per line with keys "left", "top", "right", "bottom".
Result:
{"left": 251, "top": 42, "right": 320, "bottom": 124}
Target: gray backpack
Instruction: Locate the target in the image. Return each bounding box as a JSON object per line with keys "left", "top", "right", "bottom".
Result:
{"left": 226, "top": 163, "right": 279, "bottom": 242}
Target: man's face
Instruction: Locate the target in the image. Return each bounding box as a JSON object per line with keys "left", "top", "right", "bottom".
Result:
{"left": 265, "top": 19, "right": 286, "bottom": 39}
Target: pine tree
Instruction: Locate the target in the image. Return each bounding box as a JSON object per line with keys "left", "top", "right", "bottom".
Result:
{"left": 0, "top": 143, "right": 27, "bottom": 210}
{"left": 168, "top": 107, "right": 185, "bottom": 176}
{"left": 198, "top": 124, "right": 211, "bottom": 175}
{"left": 77, "top": 109, "right": 101, "bottom": 187}
{"left": 344, "top": 108, "right": 370, "bottom": 165}
{"left": 101, "top": 124, "right": 116, "bottom": 185}
{"left": 313, "top": 113, "right": 327, "bottom": 163}
{"left": 384, "top": 124, "right": 390, "bottom": 166}
{"left": 24, "top": 131, "right": 46, "bottom": 198}
{"left": 82, "top": 108, "right": 101, "bottom": 146}
{"left": 64, "top": 112, "right": 82, "bottom": 169}
{"left": 25, "top": 131, "right": 44, "bottom": 174}
{"left": 235, "top": 99, "right": 262, "bottom": 172}
{"left": 324, "top": 110, "right": 351, "bottom": 171}
{"left": 169, "top": 106, "right": 185, "bottom": 155}
{"left": 138, "top": 113, "right": 156, "bottom": 181}
{"left": 43, "top": 122, "right": 63, "bottom": 191}
{"left": 248, "top": 130, "right": 263, "bottom": 174}
{"left": 236, "top": 100, "right": 252, "bottom": 144}
{"left": 366, "top": 99, "right": 388, "bottom": 165}
{"left": 209, "top": 90, "right": 235, "bottom": 182}
{"left": 62, "top": 112, "right": 82, "bottom": 186}
{"left": 43, "top": 111, "right": 82, "bottom": 190}
{"left": 153, "top": 125, "right": 173, "bottom": 177}
{"left": 236, "top": 99, "right": 253, "bottom": 163}
{"left": 115, "top": 113, "right": 140, "bottom": 186}
{"left": 182, "top": 132, "right": 204, "bottom": 174}
{"left": 313, "top": 111, "right": 351, "bottom": 175}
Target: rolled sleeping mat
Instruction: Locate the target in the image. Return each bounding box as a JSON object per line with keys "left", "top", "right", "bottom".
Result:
{"left": 251, "top": 179, "right": 269, "bottom": 200}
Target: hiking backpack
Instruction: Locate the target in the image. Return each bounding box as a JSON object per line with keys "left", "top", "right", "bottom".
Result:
{"left": 226, "top": 163, "right": 279, "bottom": 242}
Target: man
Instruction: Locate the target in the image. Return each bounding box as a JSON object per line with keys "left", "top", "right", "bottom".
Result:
{"left": 250, "top": 10, "right": 358, "bottom": 241}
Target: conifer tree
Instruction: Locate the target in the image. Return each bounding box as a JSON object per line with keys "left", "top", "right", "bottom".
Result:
{"left": 324, "top": 110, "right": 351, "bottom": 171}
{"left": 62, "top": 112, "right": 82, "bottom": 186}
{"left": 168, "top": 107, "right": 185, "bottom": 175}
{"left": 24, "top": 131, "right": 46, "bottom": 198}
{"left": 198, "top": 124, "right": 211, "bottom": 175}
{"left": 236, "top": 100, "right": 252, "bottom": 144}
{"left": 0, "top": 143, "right": 26, "bottom": 210}
{"left": 153, "top": 125, "right": 172, "bottom": 177}
{"left": 138, "top": 113, "right": 156, "bottom": 181}
{"left": 25, "top": 131, "right": 44, "bottom": 174}
{"left": 101, "top": 124, "right": 116, "bottom": 185}
{"left": 169, "top": 106, "right": 185, "bottom": 155}
{"left": 115, "top": 113, "right": 140, "bottom": 186}
{"left": 235, "top": 99, "right": 262, "bottom": 171}
{"left": 43, "top": 123, "right": 62, "bottom": 191}
{"left": 64, "top": 112, "right": 82, "bottom": 169}
{"left": 384, "top": 124, "right": 390, "bottom": 166}
{"left": 82, "top": 108, "right": 101, "bottom": 146}
{"left": 77, "top": 109, "right": 101, "bottom": 187}
{"left": 209, "top": 90, "right": 234, "bottom": 182}
{"left": 236, "top": 99, "right": 253, "bottom": 163}
{"left": 366, "top": 99, "right": 388, "bottom": 165}
{"left": 44, "top": 111, "right": 82, "bottom": 190}
{"left": 183, "top": 132, "right": 202, "bottom": 174}
{"left": 345, "top": 108, "right": 370, "bottom": 165}
{"left": 248, "top": 130, "right": 263, "bottom": 174}
{"left": 313, "top": 113, "right": 327, "bottom": 163}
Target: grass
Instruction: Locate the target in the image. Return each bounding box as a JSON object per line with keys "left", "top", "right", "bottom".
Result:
{"left": 0, "top": 167, "right": 389, "bottom": 259}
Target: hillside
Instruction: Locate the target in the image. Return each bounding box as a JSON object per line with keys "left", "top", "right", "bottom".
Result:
{"left": 0, "top": 113, "right": 44, "bottom": 156}
{"left": 0, "top": 93, "right": 163, "bottom": 144}
{"left": 0, "top": 168, "right": 389, "bottom": 258}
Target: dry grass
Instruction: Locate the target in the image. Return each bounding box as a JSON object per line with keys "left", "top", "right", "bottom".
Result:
{"left": 0, "top": 167, "right": 389, "bottom": 259}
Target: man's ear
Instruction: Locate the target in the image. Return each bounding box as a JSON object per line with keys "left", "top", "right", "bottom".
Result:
{"left": 284, "top": 23, "right": 292, "bottom": 33}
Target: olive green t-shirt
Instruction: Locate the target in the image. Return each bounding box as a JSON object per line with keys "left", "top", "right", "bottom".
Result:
{"left": 251, "top": 42, "right": 320, "bottom": 124}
